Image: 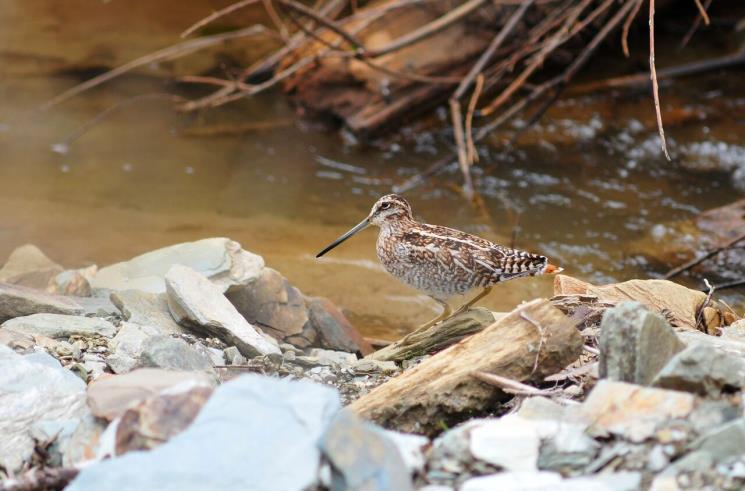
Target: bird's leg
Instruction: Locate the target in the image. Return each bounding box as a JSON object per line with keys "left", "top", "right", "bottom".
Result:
{"left": 453, "top": 286, "right": 493, "bottom": 315}
{"left": 416, "top": 299, "right": 452, "bottom": 330}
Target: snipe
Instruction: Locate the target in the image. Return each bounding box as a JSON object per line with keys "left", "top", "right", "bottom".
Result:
{"left": 316, "top": 194, "right": 562, "bottom": 328}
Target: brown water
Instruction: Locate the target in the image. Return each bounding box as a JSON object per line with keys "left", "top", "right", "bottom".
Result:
{"left": 1, "top": 1, "right": 744, "bottom": 339}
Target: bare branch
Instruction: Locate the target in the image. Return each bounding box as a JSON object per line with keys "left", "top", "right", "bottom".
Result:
{"left": 649, "top": 0, "right": 672, "bottom": 160}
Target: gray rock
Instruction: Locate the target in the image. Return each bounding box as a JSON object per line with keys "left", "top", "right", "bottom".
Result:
{"left": 0, "top": 345, "right": 88, "bottom": 473}
{"left": 0, "top": 282, "right": 84, "bottom": 322}
{"left": 353, "top": 359, "right": 398, "bottom": 374}
{"left": 688, "top": 399, "right": 740, "bottom": 435}
{"left": 678, "top": 329, "right": 745, "bottom": 358}
{"left": 90, "top": 238, "right": 264, "bottom": 294}
{"left": 139, "top": 336, "right": 215, "bottom": 374}
{"left": 75, "top": 295, "right": 121, "bottom": 317}
{"left": 321, "top": 410, "right": 413, "bottom": 491}
{"left": 308, "top": 348, "right": 358, "bottom": 366}
{"left": 204, "top": 347, "right": 225, "bottom": 366}
{"left": 2, "top": 313, "right": 117, "bottom": 339}
{"left": 165, "top": 265, "right": 279, "bottom": 358}
{"left": 599, "top": 302, "right": 684, "bottom": 385}
{"left": 0, "top": 244, "right": 63, "bottom": 289}
{"left": 68, "top": 374, "right": 340, "bottom": 491}
{"left": 106, "top": 322, "right": 162, "bottom": 374}
{"left": 653, "top": 343, "right": 745, "bottom": 396}
{"left": 382, "top": 430, "right": 429, "bottom": 475}
{"left": 460, "top": 472, "right": 563, "bottom": 491}
{"left": 223, "top": 346, "right": 246, "bottom": 365}
{"left": 110, "top": 289, "right": 184, "bottom": 334}
{"left": 693, "top": 418, "right": 745, "bottom": 462}
{"left": 86, "top": 368, "right": 216, "bottom": 420}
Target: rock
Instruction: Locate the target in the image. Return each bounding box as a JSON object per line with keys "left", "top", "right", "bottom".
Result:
{"left": 460, "top": 472, "right": 563, "bottom": 491}
{"left": 353, "top": 358, "right": 399, "bottom": 374}
{"left": 51, "top": 265, "right": 97, "bottom": 296}
{"left": 86, "top": 369, "right": 215, "bottom": 420}
{"left": 306, "top": 297, "right": 373, "bottom": 355}
{"left": 226, "top": 267, "right": 308, "bottom": 340}
{"left": 0, "top": 328, "right": 35, "bottom": 353}
{"left": 138, "top": 336, "right": 215, "bottom": 374}
{"left": 382, "top": 430, "right": 429, "bottom": 475}
{"left": 721, "top": 319, "right": 745, "bottom": 340}
{"left": 68, "top": 375, "right": 341, "bottom": 491}
{"left": 677, "top": 329, "right": 745, "bottom": 358}
{"left": 59, "top": 414, "right": 107, "bottom": 467}
{"left": 76, "top": 295, "right": 121, "bottom": 317}
{"left": 223, "top": 346, "right": 246, "bottom": 365}
{"left": 106, "top": 322, "right": 162, "bottom": 374}
{"left": 468, "top": 417, "right": 544, "bottom": 472}
{"left": 652, "top": 343, "right": 745, "bottom": 396}
{"left": 553, "top": 274, "right": 592, "bottom": 295}
{"left": 165, "top": 265, "right": 280, "bottom": 358}
{"left": 692, "top": 418, "right": 745, "bottom": 462}
{"left": 0, "top": 282, "right": 84, "bottom": 322}
{"left": 110, "top": 289, "right": 184, "bottom": 334}
{"left": 0, "top": 345, "right": 88, "bottom": 473}
{"left": 0, "top": 244, "right": 63, "bottom": 289}
{"left": 308, "top": 347, "right": 358, "bottom": 366}
{"left": 204, "top": 347, "right": 225, "bottom": 366}
{"left": 599, "top": 302, "right": 685, "bottom": 385}
{"left": 2, "top": 313, "right": 117, "bottom": 339}
{"left": 115, "top": 384, "right": 214, "bottom": 455}
{"left": 576, "top": 380, "right": 696, "bottom": 442}
{"left": 320, "top": 410, "right": 413, "bottom": 491}
{"left": 90, "top": 238, "right": 264, "bottom": 294}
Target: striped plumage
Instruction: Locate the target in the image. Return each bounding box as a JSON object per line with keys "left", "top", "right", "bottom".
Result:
{"left": 317, "top": 193, "right": 561, "bottom": 327}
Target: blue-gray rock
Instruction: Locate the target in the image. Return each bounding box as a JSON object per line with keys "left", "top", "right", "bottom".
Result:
{"left": 0, "top": 282, "right": 84, "bottom": 322}
{"left": 68, "top": 375, "right": 340, "bottom": 491}
{"left": 138, "top": 336, "right": 215, "bottom": 374}
{"left": 320, "top": 410, "right": 413, "bottom": 491}
{"left": 110, "top": 289, "right": 184, "bottom": 334}
{"left": 90, "top": 238, "right": 264, "bottom": 294}
{"left": 599, "top": 302, "right": 684, "bottom": 385}
{"left": 652, "top": 343, "right": 745, "bottom": 396}
{"left": 0, "top": 345, "right": 88, "bottom": 472}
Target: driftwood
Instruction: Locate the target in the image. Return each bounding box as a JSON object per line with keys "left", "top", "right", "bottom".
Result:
{"left": 366, "top": 307, "right": 497, "bottom": 362}
{"left": 350, "top": 298, "right": 582, "bottom": 435}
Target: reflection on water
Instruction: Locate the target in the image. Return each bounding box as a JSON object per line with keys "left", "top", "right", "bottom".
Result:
{"left": 1, "top": 1, "right": 743, "bottom": 338}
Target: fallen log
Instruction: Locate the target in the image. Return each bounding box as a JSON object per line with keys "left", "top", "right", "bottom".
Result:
{"left": 366, "top": 307, "right": 498, "bottom": 362}
{"left": 350, "top": 298, "right": 582, "bottom": 435}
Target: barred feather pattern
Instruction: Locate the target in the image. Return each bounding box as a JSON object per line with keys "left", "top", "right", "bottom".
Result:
{"left": 376, "top": 218, "right": 549, "bottom": 301}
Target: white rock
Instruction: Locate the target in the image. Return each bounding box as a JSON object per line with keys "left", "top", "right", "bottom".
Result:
{"left": 165, "top": 265, "right": 279, "bottom": 357}
{"left": 2, "top": 313, "right": 117, "bottom": 339}
{"left": 460, "top": 471, "right": 563, "bottom": 491}
{"left": 383, "top": 430, "right": 429, "bottom": 474}
{"left": 308, "top": 348, "right": 357, "bottom": 365}
{"left": 106, "top": 322, "right": 162, "bottom": 374}
{"left": 90, "top": 238, "right": 264, "bottom": 294}
{"left": 469, "top": 416, "right": 543, "bottom": 472}
{"left": 0, "top": 345, "right": 88, "bottom": 472}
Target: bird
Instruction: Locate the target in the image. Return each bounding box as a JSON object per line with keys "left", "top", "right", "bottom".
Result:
{"left": 316, "top": 194, "right": 562, "bottom": 329}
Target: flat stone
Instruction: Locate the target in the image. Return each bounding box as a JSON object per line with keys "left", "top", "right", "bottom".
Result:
{"left": 320, "top": 410, "right": 413, "bottom": 491}
{"left": 0, "top": 244, "right": 63, "bottom": 289}
{"left": 115, "top": 384, "right": 214, "bottom": 455}
{"left": 0, "top": 345, "right": 88, "bottom": 473}
{"left": 461, "top": 472, "right": 563, "bottom": 491}
{"left": 306, "top": 297, "right": 373, "bottom": 355}
{"left": 165, "top": 265, "right": 279, "bottom": 358}
{"left": 575, "top": 380, "right": 696, "bottom": 442}
{"left": 139, "top": 336, "right": 215, "bottom": 374}
{"left": 90, "top": 238, "right": 264, "bottom": 294}
{"left": 110, "top": 290, "right": 184, "bottom": 334}
{"left": 599, "top": 302, "right": 684, "bottom": 385}
{"left": 0, "top": 282, "right": 84, "bottom": 322}
{"left": 653, "top": 343, "right": 745, "bottom": 396}
{"left": 86, "top": 368, "right": 215, "bottom": 420}
{"left": 469, "top": 417, "right": 543, "bottom": 472}
{"left": 308, "top": 347, "right": 358, "bottom": 366}
{"left": 2, "top": 313, "right": 117, "bottom": 339}
{"left": 226, "top": 267, "right": 308, "bottom": 340}
{"left": 68, "top": 375, "right": 341, "bottom": 491}
{"left": 353, "top": 359, "right": 399, "bottom": 374}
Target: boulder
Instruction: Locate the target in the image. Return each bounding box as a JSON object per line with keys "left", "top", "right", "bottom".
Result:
{"left": 110, "top": 289, "right": 184, "bottom": 334}
{"left": 86, "top": 369, "right": 215, "bottom": 420}
{"left": 0, "top": 345, "right": 88, "bottom": 473}
{"left": 68, "top": 375, "right": 341, "bottom": 491}
{"left": 599, "top": 302, "right": 685, "bottom": 385}
{"left": 165, "top": 265, "right": 279, "bottom": 358}
{"left": 0, "top": 282, "right": 84, "bottom": 322}
{"left": 652, "top": 343, "right": 745, "bottom": 396}
{"left": 90, "top": 238, "right": 264, "bottom": 294}
{"left": 2, "top": 313, "right": 117, "bottom": 339}
{"left": 0, "top": 244, "right": 63, "bottom": 289}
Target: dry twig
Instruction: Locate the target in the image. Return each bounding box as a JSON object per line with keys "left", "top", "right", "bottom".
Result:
{"left": 649, "top": 0, "right": 671, "bottom": 160}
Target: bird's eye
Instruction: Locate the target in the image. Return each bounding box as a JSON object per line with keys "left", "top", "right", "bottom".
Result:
{"left": 380, "top": 202, "right": 391, "bottom": 210}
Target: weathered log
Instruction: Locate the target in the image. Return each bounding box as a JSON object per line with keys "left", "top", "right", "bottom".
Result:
{"left": 366, "top": 307, "right": 497, "bottom": 362}
{"left": 350, "top": 299, "right": 583, "bottom": 435}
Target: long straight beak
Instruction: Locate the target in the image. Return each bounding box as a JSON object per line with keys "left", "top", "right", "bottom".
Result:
{"left": 316, "top": 217, "right": 370, "bottom": 258}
